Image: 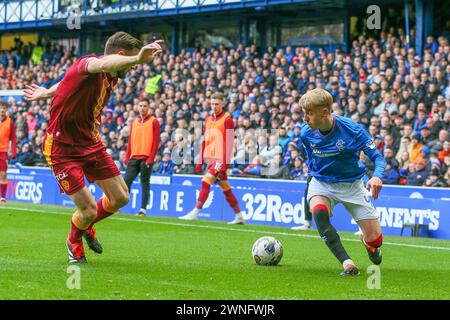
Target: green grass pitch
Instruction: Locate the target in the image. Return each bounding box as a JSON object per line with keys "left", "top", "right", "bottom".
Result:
{"left": 1, "top": 201, "right": 450, "bottom": 300}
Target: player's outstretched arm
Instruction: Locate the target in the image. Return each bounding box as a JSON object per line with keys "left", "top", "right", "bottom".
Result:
{"left": 24, "top": 82, "right": 60, "bottom": 101}
{"left": 358, "top": 128, "right": 387, "bottom": 200}
{"left": 363, "top": 149, "right": 386, "bottom": 200}
{"left": 86, "top": 40, "right": 164, "bottom": 74}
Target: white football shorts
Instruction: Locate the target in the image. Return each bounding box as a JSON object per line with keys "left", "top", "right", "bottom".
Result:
{"left": 306, "top": 177, "right": 378, "bottom": 221}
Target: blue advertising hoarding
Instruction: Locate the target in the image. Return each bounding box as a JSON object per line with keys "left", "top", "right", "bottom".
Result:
{"left": 5, "top": 167, "right": 450, "bottom": 240}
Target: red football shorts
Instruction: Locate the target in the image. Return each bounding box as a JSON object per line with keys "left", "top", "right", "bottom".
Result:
{"left": 207, "top": 162, "right": 228, "bottom": 181}
{"left": 0, "top": 152, "right": 8, "bottom": 172}
{"left": 42, "top": 134, "right": 120, "bottom": 195}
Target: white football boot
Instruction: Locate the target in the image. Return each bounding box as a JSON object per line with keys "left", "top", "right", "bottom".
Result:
{"left": 179, "top": 208, "right": 200, "bottom": 220}
{"left": 291, "top": 221, "right": 312, "bottom": 230}
{"left": 228, "top": 212, "right": 246, "bottom": 225}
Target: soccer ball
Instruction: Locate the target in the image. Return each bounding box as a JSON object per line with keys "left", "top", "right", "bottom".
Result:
{"left": 252, "top": 236, "right": 283, "bottom": 266}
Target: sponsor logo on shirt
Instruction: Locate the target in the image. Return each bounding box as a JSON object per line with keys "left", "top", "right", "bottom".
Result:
{"left": 312, "top": 149, "right": 340, "bottom": 157}
{"left": 366, "top": 139, "right": 376, "bottom": 149}
{"left": 55, "top": 172, "right": 68, "bottom": 181}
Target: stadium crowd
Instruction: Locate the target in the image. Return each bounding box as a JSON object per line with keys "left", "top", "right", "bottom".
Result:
{"left": 0, "top": 28, "right": 449, "bottom": 187}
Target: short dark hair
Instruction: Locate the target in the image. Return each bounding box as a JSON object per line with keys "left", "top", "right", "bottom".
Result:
{"left": 0, "top": 102, "right": 8, "bottom": 109}
{"left": 105, "top": 32, "right": 142, "bottom": 55}
{"left": 139, "top": 98, "right": 150, "bottom": 105}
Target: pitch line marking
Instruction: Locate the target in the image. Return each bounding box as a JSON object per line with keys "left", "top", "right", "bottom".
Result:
{"left": 1, "top": 205, "right": 450, "bottom": 251}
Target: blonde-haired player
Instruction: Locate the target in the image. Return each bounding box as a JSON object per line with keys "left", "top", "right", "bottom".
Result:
{"left": 298, "top": 88, "right": 386, "bottom": 276}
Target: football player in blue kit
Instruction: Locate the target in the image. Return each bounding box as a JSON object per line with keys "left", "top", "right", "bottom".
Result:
{"left": 299, "top": 88, "right": 386, "bottom": 276}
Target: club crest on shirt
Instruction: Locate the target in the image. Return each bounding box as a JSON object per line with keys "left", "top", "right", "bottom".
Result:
{"left": 336, "top": 139, "right": 345, "bottom": 151}
{"left": 61, "top": 180, "right": 70, "bottom": 191}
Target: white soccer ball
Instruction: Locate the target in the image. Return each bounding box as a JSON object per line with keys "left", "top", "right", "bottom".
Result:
{"left": 252, "top": 236, "right": 283, "bottom": 266}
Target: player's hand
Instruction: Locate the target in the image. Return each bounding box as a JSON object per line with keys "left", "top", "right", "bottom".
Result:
{"left": 24, "top": 84, "right": 49, "bottom": 101}
{"left": 195, "top": 163, "right": 203, "bottom": 174}
{"left": 137, "top": 40, "right": 164, "bottom": 64}
{"left": 366, "top": 176, "right": 383, "bottom": 200}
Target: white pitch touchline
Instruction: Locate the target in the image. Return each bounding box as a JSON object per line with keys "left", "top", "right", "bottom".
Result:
{"left": 2, "top": 206, "right": 450, "bottom": 251}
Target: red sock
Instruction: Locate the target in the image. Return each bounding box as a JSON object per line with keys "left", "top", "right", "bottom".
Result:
{"left": 366, "top": 234, "right": 383, "bottom": 248}
{"left": 90, "top": 197, "right": 114, "bottom": 226}
{"left": 195, "top": 181, "right": 211, "bottom": 209}
{"left": 69, "top": 221, "right": 86, "bottom": 243}
{"left": 1, "top": 183, "right": 7, "bottom": 198}
{"left": 224, "top": 189, "right": 241, "bottom": 213}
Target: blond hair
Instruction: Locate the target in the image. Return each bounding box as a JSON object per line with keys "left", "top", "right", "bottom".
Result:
{"left": 211, "top": 92, "right": 225, "bottom": 100}
{"left": 299, "top": 88, "right": 333, "bottom": 111}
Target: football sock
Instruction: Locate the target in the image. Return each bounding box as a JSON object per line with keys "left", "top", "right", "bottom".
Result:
{"left": 195, "top": 181, "right": 211, "bottom": 209}
{"left": 69, "top": 212, "right": 90, "bottom": 243}
{"left": 364, "top": 234, "right": 383, "bottom": 248}
{"left": 0, "top": 182, "right": 7, "bottom": 198}
{"left": 90, "top": 197, "right": 115, "bottom": 226}
{"left": 304, "top": 199, "right": 312, "bottom": 223}
{"left": 343, "top": 259, "right": 356, "bottom": 269}
{"left": 224, "top": 189, "right": 241, "bottom": 214}
{"left": 313, "top": 204, "right": 351, "bottom": 264}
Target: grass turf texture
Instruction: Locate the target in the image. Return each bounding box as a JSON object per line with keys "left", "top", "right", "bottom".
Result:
{"left": 1, "top": 201, "right": 450, "bottom": 300}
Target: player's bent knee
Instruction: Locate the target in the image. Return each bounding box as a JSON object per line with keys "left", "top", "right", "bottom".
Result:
{"left": 78, "top": 203, "right": 98, "bottom": 222}
{"left": 111, "top": 191, "right": 129, "bottom": 209}
{"left": 219, "top": 181, "right": 231, "bottom": 192}
{"left": 77, "top": 201, "right": 97, "bottom": 214}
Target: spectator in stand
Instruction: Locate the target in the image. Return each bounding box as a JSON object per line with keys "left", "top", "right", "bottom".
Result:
{"left": 16, "top": 143, "right": 36, "bottom": 166}
{"left": 409, "top": 133, "right": 425, "bottom": 163}
{"left": 398, "top": 151, "right": 411, "bottom": 171}
{"left": 383, "top": 147, "right": 399, "bottom": 169}
{"left": 289, "top": 157, "right": 307, "bottom": 181}
{"left": 429, "top": 129, "right": 449, "bottom": 154}
{"left": 260, "top": 135, "right": 282, "bottom": 164}
{"left": 0, "top": 30, "right": 448, "bottom": 188}
{"left": 396, "top": 136, "right": 412, "bottom": 163}
{"left": 265, "top": 154, "right": 289, "bottom": 179}
{"left": 406, "top": 160, "right": 428, "bottom": 186}
{"left": 381, "top": 161, "right": 400, "bottom": 185}
{"left": 154, "top": 149, "right": 175, "bottom": 175}
{"left": 439, "top": 141, "right": 450, "bottom": 165}
{"left": 175, "top": 158, "right": 195, "bottom": 175}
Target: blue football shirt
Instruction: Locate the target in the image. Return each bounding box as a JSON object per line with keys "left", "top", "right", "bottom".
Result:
{"left": 300, "top": 116, "right": 386, "bottom": 183}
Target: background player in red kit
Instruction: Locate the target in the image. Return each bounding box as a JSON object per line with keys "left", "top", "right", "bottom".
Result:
{"left": 179, "top": 92, "right": 245, "bottom": 224}
{"left": 0, "top": 102, "right": 17, "bottom": 204}
{"left": 24, "top": 32, "right": 163, "bottom": 263}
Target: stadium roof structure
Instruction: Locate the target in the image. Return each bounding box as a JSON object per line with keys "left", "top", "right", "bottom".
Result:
{"left": 0, "top": 0, "right": 438, "bottom": 56}
{"left": 0, "top": 0, "right": 406, "bottom": 31}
